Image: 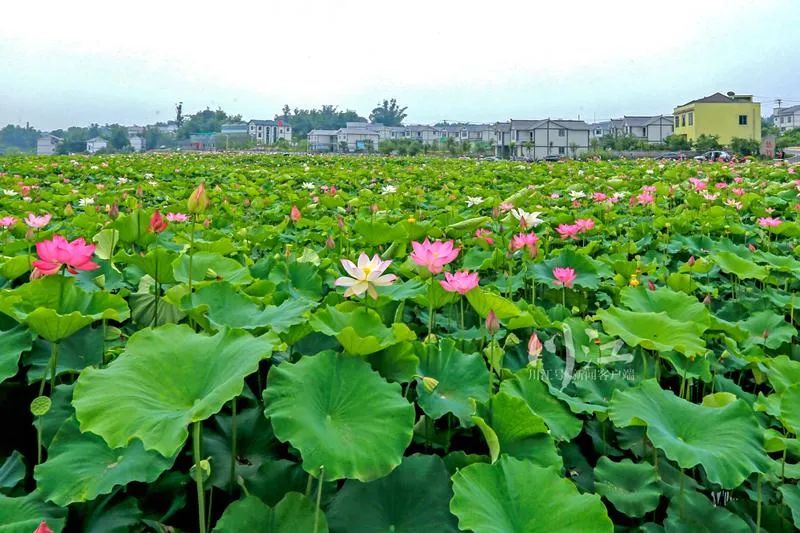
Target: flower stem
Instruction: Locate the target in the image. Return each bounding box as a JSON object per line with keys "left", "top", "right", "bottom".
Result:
{"left": 313, "top": 466, "right": 325, "bottom": 533}
{"left": 427, "top": 278, "right": 435, "bottom": 337}
{"left": 756, "top": 474, "right": 762, "bottom": 532}
{"left": 193, "top": 421, "right": 206, "bottom": 533}
{"left": 229, "top": 397, "right": 237, "bottom": 494}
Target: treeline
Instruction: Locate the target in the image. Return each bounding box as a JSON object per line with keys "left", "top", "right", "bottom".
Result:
{"left": 593, "top": 133, "right": 763, "bottom": 156}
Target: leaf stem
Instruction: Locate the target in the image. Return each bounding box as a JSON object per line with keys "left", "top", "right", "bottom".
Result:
{"left": 193, "top": 421, "right": 206, "bottom": 533}
{"left": 313, "top": 466, "right": 325, "bottom": 533}
{"left": 230, "top": 397, "right": 237, "bottom": 494}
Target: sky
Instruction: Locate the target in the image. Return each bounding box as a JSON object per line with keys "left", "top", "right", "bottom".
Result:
{"left": 2, "top": 0, "right": 799, "bottom": 131}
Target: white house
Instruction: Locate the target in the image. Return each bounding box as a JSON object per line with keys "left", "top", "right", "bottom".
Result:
{"left": 248, "top": 120, "right": 292, "bottom": 144}
{"left": 36, "top": 134, "right": 61, "bottom": 155}
{"left": 610, "top": 116, "right": 674, "bottom": 144}
{"left": 590, "top": 121, "right": 611, "bottom": 139}
{"left": 497, "top": 119, "right": 591, "bottom": 159}
{"left": 336, "top": 127, "right": 380, "bottom": 152}
{"left": 405, "top": 125, "right": 441, "bottom": 144}
{"left": 773, "top": 105, "right": 800, "bottom": 133}
{"left": 86, "top": 137, "right": 108, "bottom": 154}
{"left": 129, "top": 136, "right": 145, "bottom": 152}
{"left": 308, "top": 129, "right": 339, "bottom": 152}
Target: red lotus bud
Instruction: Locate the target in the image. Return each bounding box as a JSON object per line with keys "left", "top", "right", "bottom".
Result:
{"left": 34, "top": 521, "right": 53, "bottom": 533}
{"left": 688, "top": 256, "right": 695, "bottom": 266}
{"left": 149, "top": 210, "right": 168, "bottom": 233}
{"left": 647, "top": 280, "right": 656, "bottom": 291}
{"left": 527, "top": 332, "right": 542, "bottom": 365}
{"left": 290, "top": 205, "right": 301, "bottom": 222}
{"left": 187, "top": 183, "right": 209, "bottom": 214}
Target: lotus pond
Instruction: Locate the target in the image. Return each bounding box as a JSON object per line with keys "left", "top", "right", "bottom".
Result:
{"left": 1, "top": 153, "right": 800, "bottom": 532}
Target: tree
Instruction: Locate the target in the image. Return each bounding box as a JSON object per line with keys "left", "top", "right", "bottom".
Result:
{"left": 368, "top": 99, "right": 408, "bottom": 126}
{"left": 665, "top": 134, "right": 692, "bottom": 151}
{"left": 379, "top": 140, "right": 395, "bottom": 155}
{"left": 364, "top": 139, "right": 374, "bottom": 153}
{"left": 281, "top": 105, "right": 366, "bottom": 139}
{"left": 777, "top": 128, "right": 800, "bottom": 150}
{"left": 177, "top": 108, "right": 239, "bottom": 139}
{"left": 569, "top": 142, "right": 579, "bottom": 158}
{"left": 338, "top": 140, "right": 348, "bottom": 153}
{"left": 444, "top": 136, "right": 458, "bottom": 155}
{"left": 0, "top": 124, "right": 39, "bottom": 153}
{"left": 693, "top": 134, "right": 721, "bottom": 152}
{"left": 175, "top": 102, "right": 184, "bottom": 127}
{"left": 729, "top": 137, "right": 760, "bottom": 157}
{"left": 108, "top": 125, "right": 130, "bottom": 151}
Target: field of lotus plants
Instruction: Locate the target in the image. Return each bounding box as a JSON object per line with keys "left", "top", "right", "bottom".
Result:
{"left": 1, "top": 152, "right": 800, "bottom": 532}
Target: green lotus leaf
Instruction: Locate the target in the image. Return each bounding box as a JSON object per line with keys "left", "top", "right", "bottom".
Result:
{"left": 465, "top": 288, "right": 521, "bottom": 319}
{"left": 593, "top": 457, "right": 661, "bottom": 517}
{"left": 212, "top": 493, "right": 327, "bottom": 533}
{"left": 186, "top": 281, "right": 316, "bottom": 332}
{"left": 609, "top": 380, "right": 770, "bottom": 488}
{"left": 597, "top": 307, "right": 706, "bottom": 357}
{"left": 367, "top": 342, "right": 419, "bottom": 383}
{"left": 81, "top": 496, "right": 142, "bottom": 533}
{"left": 620, "top": 286, "right": 709, "bottom": 330}
{"left": 34, "top": 417, "right": 174, "bottom": 506}
{"left": 0, "top": 325, "right": 32, "bottom": 384}
{"left": 739, "top": 310, "right": 796, "bottom": 349}
{"left": 450, "top": 456, "right": 613, "bottom": 533}
{"left": 73, "top": 324, "right": 277, "bottom": 457}
{"left": 779, "top": 383, "right": 800, "bottom": 435}
{"left": 711, "top": 251, "right": 768, "bottom": 281}
{"left": 766, "top": 355, "right": 800, "bottom": 394}
{"left": 25, "top": 326, "right": 104, "bottom": 384}
{"left": 309, "top": 304, "right": 415, "bottom": 356}
{"left": 0, "top": 276, "right": 130, "bottom": 342}
{"left": 779, "top": 484, "right": 800, "bottom": 529}
{"left": 0, "top": 451, "right": 25, "bottom": 491}
{"left": 327, "top": 454, "right": 459, "bottom": 533}
{"left": 664, "top": 490, "right": 749, "bottom": 532}
{"left": 91, "top": 228, "right": 120, "bottom": 261}
{"left": 116, "top": 248, "right": 178, "bottom": 284}
{"left": 471, "top": 393, "right": 561, "bottom": 469}
{"left": 500, "top": 372, "right": 582, "bottom": 441}
{"left": 264, "top": 351, "right": 415, "bottom": 481}
{"left": 0, "top": 493, "right": 66, "bottom": 533}
{"left": 416, "top": 339, "right": 489, "bottom": 424}
{"left": 173, "top": 251, "right": 253, "bottom": 285}
{"left": 0, "top": 256, "right": 30, "bottom": 281}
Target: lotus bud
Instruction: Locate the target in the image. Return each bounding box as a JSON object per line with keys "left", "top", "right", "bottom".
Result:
{"left": 337, "top": 216, "right": 345, "bottom": 230}
{"left": 187, "top": 183, "right": 209, "bottom": 214}
{"left": 136, "top": 184, "right": 143, "bottom": 197}
{"left": 486, "top": 310, "right": 500, "bottom": 336}
{"left": 424, "top": 333, "right": 438, "bottom": 344}
{"left": 647, "top": 280, "right": 656, "bottom": 291}
{"left": 109, "top": 203, "right": 119, "bottom": 220}
{"left": 33, "top": 521, "right": 53, "bottom": 533}
{"left": 290, "top": 205, "right": 302, "bottom": 222}
{"left": 421, "top": 376, "right": 439, "bottom": 393}
{"left": 325, "top": 235, "right": 335, "bottom": 249}
{"left": 748, "top": 243, "right": 756, "bottom": 252}
{"left": 688, "top": 256, "right": 695, "bottom": 266}
{"left": 190, "top": 458, "right": 212, "bottom": 482}
{"left": 527, "top": 332, "right": 543, "bottom": 366}
{"left": 63, "top": 203, "right": 74, "bottom": 217}
{"left": 149, "top": 210, "right": 168, "bottom": 233}
{"left": 370, "top": 204, "right": 379, "bottom": 214}
{"left": 703, "top": 294, "right": 711, "bottom": 305}
{"left": 203, "top": 217, "right": 211, "bottom": 228}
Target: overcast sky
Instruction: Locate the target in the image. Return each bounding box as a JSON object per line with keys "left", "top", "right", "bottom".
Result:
{"left": 2, "top": 0, "right": 799, "bottom": 130}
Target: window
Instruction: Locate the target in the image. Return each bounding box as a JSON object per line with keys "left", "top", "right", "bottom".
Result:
{"left": 529, "top": 132, "right": 534, "bottom": 140}
{"left": 558, "top": 129, "right": 566, "bottom": 137}
{"left": 681, "top": 114, "right": 686, "bottom": 127}
{"left": 688, "top": 112, "right": 693, "bottom": 126}
{"left": 558, "top": 146, "right": 566, "bottom": 155}
{"left": 738, "top": 115, "right": 748, "bottom": 125}
{"left": 674, "top": 116, "right": 680, "bottom": 127}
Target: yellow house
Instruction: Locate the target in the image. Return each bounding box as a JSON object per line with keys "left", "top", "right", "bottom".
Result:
{"left": 673, "top": 92, "right": 761, "bottom": 145}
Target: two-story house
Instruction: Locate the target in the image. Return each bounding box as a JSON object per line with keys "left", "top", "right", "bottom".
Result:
{"left": 773, "top": 105, "right": 800, "bottom": 133}
{"left": 496, "top": 119, "right": 591, "bottom": 159}
{"left": 673, "top": 92, "right": 761, "bottom": 144}
{"left": 609, "top": 116, "right": 674, "bottom": 144}
{"left": 37, "top": 134, "right": 61, "bottom": 155}
{"left": 247, "top": 120, "right": 292, "bottom": 144}
{"left": 86, "top": 137, "right": 108, "bottom": 154}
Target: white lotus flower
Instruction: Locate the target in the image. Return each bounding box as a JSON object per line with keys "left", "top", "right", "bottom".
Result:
{"left": 568, "top": 190, "right": 586, "bottom": 200}
{"left": 381, "top": 184, "right": 397, "bottom": 194}
{"left": 3, "top": 190, "right": 18, "bottom": 196}
{"left": 334, "top": 253, "right": 397, "bottom": 299}
{"left": 466, "top": 196, "right": 484, "bottom": 207}
{"left": 511, "top": 208, "right": 543, "bottom": 228}
{"left": 302, "top": 182, "right": 316, "bottom": 190}
{"left": 78, "top": 197, "right": 95, "bottom": 207}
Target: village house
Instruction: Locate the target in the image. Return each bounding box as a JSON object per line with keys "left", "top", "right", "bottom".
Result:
{"left": 36, "top": 134, "right": 61, "bottom": 155}
{"left": 495, "top": 119, "right": 591, "bottom": 159}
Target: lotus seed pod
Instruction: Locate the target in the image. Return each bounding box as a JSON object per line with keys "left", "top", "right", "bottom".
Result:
{"left": 30, "top": 395, "right": 52, "bottom": 417}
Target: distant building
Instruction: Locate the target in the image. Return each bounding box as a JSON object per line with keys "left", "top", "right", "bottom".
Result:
{"left": 337, "top": 126, "right": 380, "bottom": 152}
{"left": 673, "top": 92, "right": 761, "bottom": 144}
{"left": 590, "top": 121, "right": 611, "bottom": 139}
{"left": 86, "top": 137, "right": 108, "bottom": 154}
{"left": 609, "top": 116, "right": 674, "bottom": 144}
{"left": 773, "top": 105, "right": 800, "bottom": 133}
{"left": 405, "top": 125, "right": 440, "bottom": 144}
{"left": 247, "top": 120, "right": 292, "bottom": 144}
{"left": 129, "top": 136, "right": 145, "bottom": 152}
{"left": 157, "top": 123, "right": 178, "bottom": 134}
{"left": 308, "top": 129, "right": 339, "bottom": 152}
{"left": 496, "top": 119, "right": 591, "bottom": 159}
{"left": 37, "top": 134, "right": 61, "bottom": 155}
{"left": 221, "top": 123, "right": 249, "bottom": 135}
{"left": 187, "top": 133, "right": 216, "bottom": 151}
{"left": 127, "top": 126, "right": 145, "bottom": 137}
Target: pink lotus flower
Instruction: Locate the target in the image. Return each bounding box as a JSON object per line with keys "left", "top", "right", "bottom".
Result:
{"left": 334, "top": 253, "right": 396, "bottom": 299}
{"left": 498, "top": 202, "right": 514, "bottom": 212}
{"left": 475, "top": 228, "right": 494, "bottom": 245}
{"left": 25, "top": 213, "right": 51, "bottom": 229}
{"left": 732, "top": 187, "right": 745, "bottom": 196}
{"left": 149, "top": 210, "right": 168, "bottom": 233}
{"left": 290, "top": 205, "right": 301, "bottom": 222}
{"left": 636, "top": 193, "right": 654, "bottom": 205}
{"left": 410, "top": 239, "right": 459, "bottom": 274}
{"left": 575, "top": 218, "right": 595, "bottom": 232}
{"left": 440, "top": 270, "right": 479, "bottom": 295}
{"left": 715, "top": 182, "right": 728, "bottom": 189}
{"left": 556, "top": 224, "right": 580, "bottom": 240}
{"left": 592, "top": 192, "right": 607, "bottom": 202}
{"left": 166, "top": 212, "right": 189, "bottom": 222}
{"left": 642, "top": 185, "right": 656, "bottom": 193}
{"left": 758, "top": 217, "right": 782, "bottom": 228}
{"left": 511, "top": 232, "right": 538, "bottom": 256}
{"left": 0, "top": 216, "right": 16, "bottom": 228}
{"left": 552, "top": 267, "right": 576, "bottom": 288}
{"left": 689, "top": 178, "right": 707, "bottom": 191}
{"left": 32, "top": 235, "right": 100, "bottom": 276}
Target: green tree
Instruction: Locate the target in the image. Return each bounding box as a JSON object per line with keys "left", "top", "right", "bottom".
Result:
{"left": 0, "top": 124, "right": 39, "bottom": 153}
{"left": 379, "top": 140, "right": 395, "bottom": 155}
{"left": 108, "top": 125, "right": 130, "bottom": 151}
{"left": 693, "top": 134, "right": 721, "bottom": 152}
{"left": 368, "top": 99, "right": 408, "bottom": 126}
{"left": 282, "top": 105, "right": 365, "bottom": 139}
{"left": 177, "top": 108, "right": 239, "bottom": 139}
{"left": 665, "top": 134, "right": 692, "bottom": 151}
{"left": 777, "top": 128, "right": 800, "bottom": 150}
{"left": 729, "top": 137, "right": 760, "bottom": 157}
{"left": 444, "top": 136, "right": 458, "bottom": 156}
